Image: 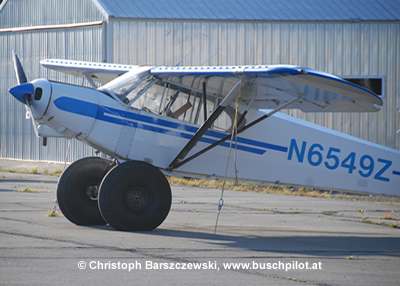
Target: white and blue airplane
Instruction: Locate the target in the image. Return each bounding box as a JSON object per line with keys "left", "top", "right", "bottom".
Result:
{"left": 9, "top": 52, "right": 400, "bottom": 231}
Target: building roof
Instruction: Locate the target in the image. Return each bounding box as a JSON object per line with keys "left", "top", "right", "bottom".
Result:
{"left": 94, "top": 0, "right": 400, "bottom": 21}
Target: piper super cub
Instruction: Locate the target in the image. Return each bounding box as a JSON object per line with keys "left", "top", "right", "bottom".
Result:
{"left": 9, "top": 51, "right": 400, "bottom": 231}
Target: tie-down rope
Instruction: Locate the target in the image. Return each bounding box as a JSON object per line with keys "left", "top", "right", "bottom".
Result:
{"left": 214, "top": 82, "right": 243, "bottom": 235}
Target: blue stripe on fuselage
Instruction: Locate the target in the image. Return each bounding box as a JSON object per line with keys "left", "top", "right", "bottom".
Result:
{"left": 54, "top": 97, "right": 287, "bottom": 155}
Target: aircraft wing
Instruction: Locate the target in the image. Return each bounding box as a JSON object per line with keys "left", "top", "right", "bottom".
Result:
{"left": 150, "top": 65, "right": 383, "bottom": 112}
{"left": 41, "top": 59, "right": 139, "bottom": 85}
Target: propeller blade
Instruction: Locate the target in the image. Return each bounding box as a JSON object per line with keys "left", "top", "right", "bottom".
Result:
{"left": 12, "top": 51, "right": 28, "bottom": 84}
{"left": 10, "top": 52, "right": 39, "bottom": 138}
{"left": 22, "top": 93, "right": 39, "bottom": 137}
{"left": 27, "top": 106, "right": 39, "bottom": 137}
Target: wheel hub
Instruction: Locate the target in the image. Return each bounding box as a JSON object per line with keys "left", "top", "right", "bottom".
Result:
{"left": 86, "top": 185, "right": 99, "bottom": 201}
{"left": 126, "top": 188, "right": 147, "bottom": 210}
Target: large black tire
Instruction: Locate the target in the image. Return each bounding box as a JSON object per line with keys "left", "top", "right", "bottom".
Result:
{"left": 57, "top": 157, "right": 114, "bottom": 225}
{"left": 98, "top": 160, "right": 172, "bottom": 231}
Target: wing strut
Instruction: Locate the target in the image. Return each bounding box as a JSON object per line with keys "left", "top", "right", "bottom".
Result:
{"left": 169, "top": 94, "right": 303, "bottom": 170}
{"left": 168, "top": 80, "right": 242, "bottom": 169}
{"left": 202, "top": 81, "right": 207, "bottom": 121}
{"left": 83, "top": 73, "right": 97, "bottom": 88}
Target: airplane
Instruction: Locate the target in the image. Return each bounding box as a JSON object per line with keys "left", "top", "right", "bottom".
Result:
{"left": 9, "top": 51, "right": 400, "bottom": 231}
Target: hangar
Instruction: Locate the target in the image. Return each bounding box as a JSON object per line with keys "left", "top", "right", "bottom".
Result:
{"left": 1, "top": 0, "right": 399, "bottom": 162}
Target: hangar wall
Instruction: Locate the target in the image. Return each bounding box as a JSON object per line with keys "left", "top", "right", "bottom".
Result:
{"left": 111, "top": 20, "right": 400, "bottom": 149}
{"left": 0, "top": 24, "right": 105, "bottom": 161}
{"left": 0, "top": 0, "right": 105, "bottom": 162}
{"left": 0, "top": 0, "right": 103, "bottom": 28}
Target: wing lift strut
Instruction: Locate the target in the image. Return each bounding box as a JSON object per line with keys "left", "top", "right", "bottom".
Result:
{"left": 168, "top": 81, "right": 303, "bottom": 171}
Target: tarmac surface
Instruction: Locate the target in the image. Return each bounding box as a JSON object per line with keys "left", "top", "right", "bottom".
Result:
{"left": 1, "top": 159, "right": 400, "bottom": 285}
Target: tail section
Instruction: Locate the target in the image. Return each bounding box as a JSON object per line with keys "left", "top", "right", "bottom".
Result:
{"left": 179, "top": 110, "right": 400, "bottom": 196}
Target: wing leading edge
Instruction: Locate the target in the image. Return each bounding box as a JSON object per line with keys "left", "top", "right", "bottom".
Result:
{"left": 150, "top": 65, "right": 382, "bottom": 112}
{"left": 40, "top": 59, "right": 139, "bottom": 85}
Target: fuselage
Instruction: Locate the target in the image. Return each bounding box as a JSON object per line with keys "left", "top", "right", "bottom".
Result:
{"left": 9, "top": 77, "right": 400, "bottom": 196}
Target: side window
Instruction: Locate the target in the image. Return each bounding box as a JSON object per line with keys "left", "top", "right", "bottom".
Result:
{"left": 133, "top": 82, "right": 244, "bottom": 133}
{"left": 130, "top": 83, "right": 165, "bottom": 113}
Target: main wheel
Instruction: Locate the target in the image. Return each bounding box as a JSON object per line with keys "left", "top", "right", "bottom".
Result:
{"left": 98, "top": 160, "right": 172, "bottom": 231}
{"left": 57, "top": 157, "right": 114, "bottom": 225}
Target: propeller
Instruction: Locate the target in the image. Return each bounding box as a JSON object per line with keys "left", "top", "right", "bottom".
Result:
{"left": 13, "top": 50, "right": 28, "bottom": 84}
{"left": 11, "top": 51, "right": 39, "bottom": 137}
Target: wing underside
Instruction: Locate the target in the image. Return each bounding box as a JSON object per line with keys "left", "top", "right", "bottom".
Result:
{"left": 150, "top": 65, "right": 383, "bottom": 112}
{"left": 41, "top": 60, "right": 382, "bottom": 112}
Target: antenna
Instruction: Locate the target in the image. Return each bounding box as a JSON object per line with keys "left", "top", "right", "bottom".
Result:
{"left": 200, "top": 47, "right": 222, "bottom": 66}
{"left": 175, "top": 39, "right": 205, "bottom": 66}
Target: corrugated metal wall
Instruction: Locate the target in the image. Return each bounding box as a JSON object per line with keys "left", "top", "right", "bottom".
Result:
{"left": 0, "top": 0, "right": 106, "bottom": 162}
{"left": 112, "top": 20, "right": 400, "bottom": 150}
{"left": 0, "top": 0, "right": 103, "bottom": 28}
{"left": 0, "top": 24, "right": 105, "bottom": 161}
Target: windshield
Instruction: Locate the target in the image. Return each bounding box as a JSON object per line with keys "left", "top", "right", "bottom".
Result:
{"left": 99, "top": 66, "right": 154, "bottom": 103}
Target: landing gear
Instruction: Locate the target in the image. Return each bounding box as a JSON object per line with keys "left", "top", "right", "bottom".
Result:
{"left": 57, "top": 157, "right": 114, "bottom": 225}
{"left": 58, "top": 157, "right": 171, "bottom": 231}
{"left": 98, "top": 160, "right": 172, "bottom": 231}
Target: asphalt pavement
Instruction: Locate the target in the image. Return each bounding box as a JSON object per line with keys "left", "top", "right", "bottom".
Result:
{"left": 0, "top": 159, "right": 400, "bottom": 285}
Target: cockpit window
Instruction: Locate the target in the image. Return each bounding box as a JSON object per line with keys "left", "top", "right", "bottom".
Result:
{"left": 130, "top": 81, "right": 246, "bottom": 133}
{"left": 99, "top": 67, "right": 246, "bottom": 133}
{"left": 99, "top": 66, "right": 154, "bottom": 103}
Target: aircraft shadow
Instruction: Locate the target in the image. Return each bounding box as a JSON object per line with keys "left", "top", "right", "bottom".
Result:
{"left": 86, "top": 225, "right": 400, "bottom": 257}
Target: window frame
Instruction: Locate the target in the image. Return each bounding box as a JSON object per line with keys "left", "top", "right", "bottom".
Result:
{"left": 340, "top": 75, "right": 385, "bottom": 98}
